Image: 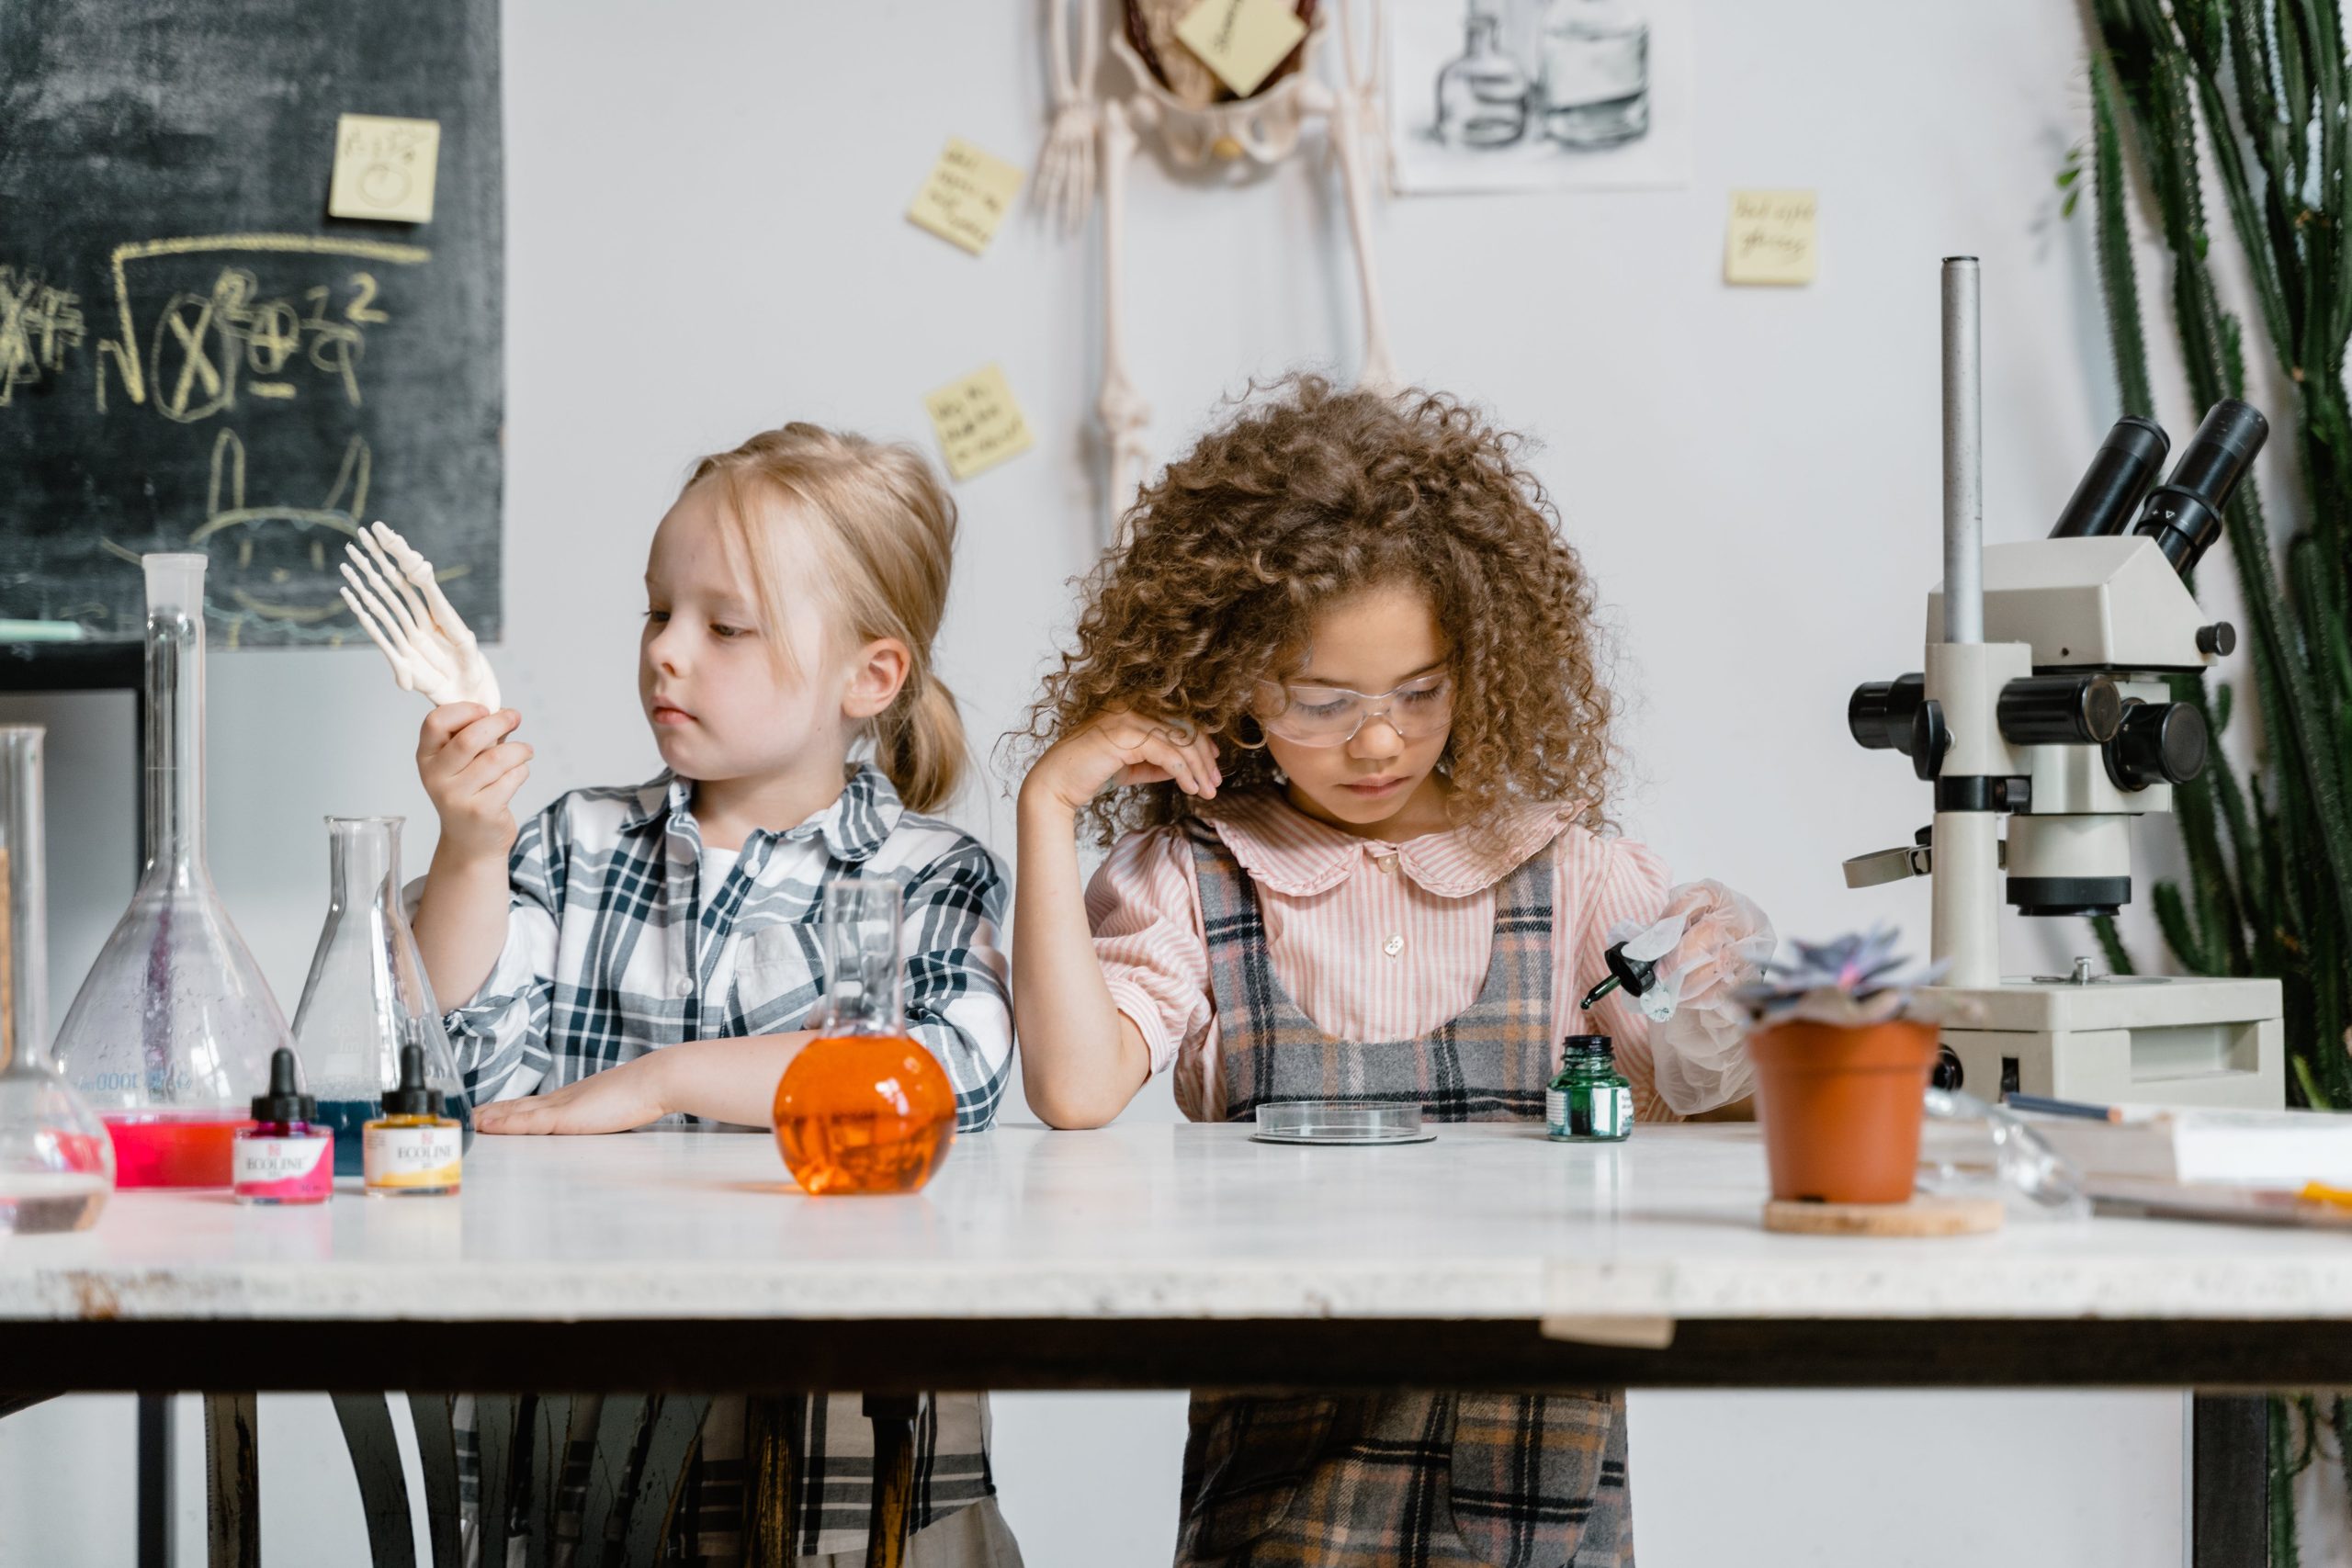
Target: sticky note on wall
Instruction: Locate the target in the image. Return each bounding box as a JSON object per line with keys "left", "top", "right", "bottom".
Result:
{"left": 1175, "top": 0, "right": 1308, "bottom": 98}
{"left": 925, "top": 365, "right": 1034, "bottom": 480}
{"left": 908, "top": 138, "right": 1025, "bottom": 256}
{"left": 328, "top": 114, "right": 443, "bottom": 224}
{"left": 1724, "top": 189, "right": 1818, "bottom": 286}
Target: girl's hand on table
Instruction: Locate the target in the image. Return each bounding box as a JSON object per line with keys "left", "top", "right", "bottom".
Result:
{"left": 1021, "top": 707, "right": 1221, "bottom": 817}
{"left": 474, "top": 1055, "right": 673, "bottom": 1135}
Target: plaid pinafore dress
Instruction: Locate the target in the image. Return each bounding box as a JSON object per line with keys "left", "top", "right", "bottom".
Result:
{"left": 1177, "top": 819, "right": 1634, "bottom": 1568}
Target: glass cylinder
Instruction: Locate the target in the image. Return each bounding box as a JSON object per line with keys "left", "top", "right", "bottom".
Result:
{"left": 51, "top": 554, "right": 295, "bottom": 1188}
{"left": 1540, "top": 0, "right": 1650, "bottom": 147}
{"left": 291, "top": 817, "right": 472, "bottom": 1175}
{"left": 0, "top": 727, "right": 115, "bottom": 1232}
{"left": 772, "top": 877, "right": 956, "bottom": 1195}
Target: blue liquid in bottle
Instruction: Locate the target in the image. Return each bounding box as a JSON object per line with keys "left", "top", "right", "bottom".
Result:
{"left": 313, "top": 1095, "right": 474, "bottom": 1176}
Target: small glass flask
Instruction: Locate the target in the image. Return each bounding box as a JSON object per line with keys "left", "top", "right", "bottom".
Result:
{"left": 290, "top": 816, "right": 472, "bottom": 1175}
{"left": 1435, "top": 12, "right": 1531, "bottom": 149}
{"left": 51, "top": 555, "right": 292, "bottom": 1188}
{"left": 772, "top": 877, "right": 956, "bottom": 1195}
{"left": 1546, "top": 1033, "right": 1633, "bottom": 1142}
{"left": 0, "top": 726, "right": 115, "bottom": 1233}
{"left": 1539, "top": 0, "right": 1650, "bottom": 147}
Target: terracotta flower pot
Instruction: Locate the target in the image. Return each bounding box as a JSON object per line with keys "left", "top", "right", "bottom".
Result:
{"left": 1747, "top": 1020, "right": 1939, "bottom": 1205}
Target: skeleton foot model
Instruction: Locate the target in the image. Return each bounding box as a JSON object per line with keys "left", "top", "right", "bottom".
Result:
{"left": 339, "top": 521, "right": 502, "bottom": 711}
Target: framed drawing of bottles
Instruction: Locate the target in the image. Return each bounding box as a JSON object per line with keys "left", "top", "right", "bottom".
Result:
{"left": 1390, "top": 0, "right": 1693, "bottom": 194}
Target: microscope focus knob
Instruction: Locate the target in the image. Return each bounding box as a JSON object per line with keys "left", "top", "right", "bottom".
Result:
{"left": 2197, "top": 622, "right": 2236, "bottom": 657}
{"left": 1996, "top": 674, "right": 2125, "bottom": 746}
{"left": 1849, "top": 674, "right": 1926, "bottom": 751}
{"left": 2104, "top": 700, "right": 2210, "bottom": 791}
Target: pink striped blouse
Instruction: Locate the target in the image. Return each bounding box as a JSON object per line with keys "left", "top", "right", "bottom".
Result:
{"left": 1085, "top": 789, "right": 1697, "bottom": 1124}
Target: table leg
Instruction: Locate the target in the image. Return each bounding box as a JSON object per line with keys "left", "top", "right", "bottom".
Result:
{"left": 407, "top": 1393, "right": 464, "bottom": 1568}
{"left": 617, "top": 1393, "right": 710, "bottom": 1568}
{"left": 475, "top": 1393, "right": 521, "bottom": 1568}
{"left": 2190, "top": 1393, "right": 2269, "bottom": 1567}
{"left": 204, "top": 1392, "right": 257, "bottom": 1568}
{"left": 575, "top": 1394, "right": 645, "bottom": 1564}
{"left": 862, "top": 1394, "right": 918, "bottom": 1568}
{"left": 522, "top": 1393, "right": 573, "bottom": 1568}
{"left": 743, "top": 1395, "right": 799, "bottom": 1567}
{"left": 332, "top": 1393, "right": 416, "bottom": 1568}
{"left": 139, "top": 1391, "right": 173, "bottom": 1568}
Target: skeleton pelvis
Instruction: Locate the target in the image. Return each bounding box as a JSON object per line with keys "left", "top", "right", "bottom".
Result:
{"left": 1111, "top": 21, "right": 1317, "bottom": 169}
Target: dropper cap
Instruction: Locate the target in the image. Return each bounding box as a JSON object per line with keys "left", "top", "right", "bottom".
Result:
{"left": 380, "top": 1043, "right": 445, "bottom": 1118}
{"left": 249, "top": 1046, "right": 316, "bottom": 1124}
{"left": 1578, "top": 942, "right": 1657, "bottom": 1010}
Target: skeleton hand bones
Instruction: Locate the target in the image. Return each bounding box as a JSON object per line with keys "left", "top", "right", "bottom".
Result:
{"left": 339, "top": 521, "right": 502, "bottom": 711}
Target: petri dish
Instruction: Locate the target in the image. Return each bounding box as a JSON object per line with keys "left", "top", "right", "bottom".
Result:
{"left": 1251, "top": 1101, "right": 1435, "bottom": 1145}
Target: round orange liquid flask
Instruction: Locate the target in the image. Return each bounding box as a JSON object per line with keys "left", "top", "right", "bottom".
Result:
{"left": 773, "top": 877, "right": 956, "bottom": 1195}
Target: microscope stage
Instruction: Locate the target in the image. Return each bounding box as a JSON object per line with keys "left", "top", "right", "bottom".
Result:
{"left": 1923, "top": 974, "right": 2279, "bottom": 1032}
{"left": 1928, "top": 976, "right": 2284, "bottom": 1111}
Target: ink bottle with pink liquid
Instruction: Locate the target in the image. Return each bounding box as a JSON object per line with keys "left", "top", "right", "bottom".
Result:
{"left": 232, "top": 1048, "right": 333, "bottom": 1206}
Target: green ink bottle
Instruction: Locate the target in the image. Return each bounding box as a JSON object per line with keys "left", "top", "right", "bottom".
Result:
{"left": 1546, "top": 1034, "right": 1633, "bottom": 1142}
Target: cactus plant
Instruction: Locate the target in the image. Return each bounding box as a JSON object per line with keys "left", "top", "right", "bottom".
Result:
{"left": 2084, "top": 2, "right": 2352, "bottom": 1549}
{"left": 2084, "top": 0, "right": 2352, "bottom": 1112}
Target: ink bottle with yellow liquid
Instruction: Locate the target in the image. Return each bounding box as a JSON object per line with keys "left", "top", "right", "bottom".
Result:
{"left": 1546, "top": 1034, "right": 1633, "bottom": 1142}
{"left": 363, "top": 1043, "right": 463, "bottom": 1196}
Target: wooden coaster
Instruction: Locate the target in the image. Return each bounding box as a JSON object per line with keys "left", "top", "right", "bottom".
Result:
{"left": 1762, "top": 1196, "right": 2004, "bottom": 1236}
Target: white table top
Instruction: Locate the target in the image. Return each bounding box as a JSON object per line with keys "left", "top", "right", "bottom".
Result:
{"left": 2, "top": 1122, "right": 2346, "bottom": 1325}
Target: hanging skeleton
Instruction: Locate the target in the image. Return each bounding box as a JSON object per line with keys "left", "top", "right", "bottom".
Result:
{"left": 1038, "top": 0, "right": 1400, "bottom": 542}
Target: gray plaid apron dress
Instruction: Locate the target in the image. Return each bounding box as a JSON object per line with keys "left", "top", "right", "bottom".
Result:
{"left": 1176, "top": 818, "right": 1634, "bottom": 1568}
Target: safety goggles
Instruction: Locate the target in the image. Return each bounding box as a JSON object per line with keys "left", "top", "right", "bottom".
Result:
{"left": 1251, "top": 671, "right": 1455, "bottom": 747}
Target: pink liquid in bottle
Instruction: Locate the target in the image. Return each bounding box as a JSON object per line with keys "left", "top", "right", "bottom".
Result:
{"left": 105, "top": 1111, "right": 247, "bottom": 1188}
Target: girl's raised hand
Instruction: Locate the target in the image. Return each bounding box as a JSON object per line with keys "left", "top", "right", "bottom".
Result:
{"left": 1022, "top": 708, "right": 1222, "bottom": 816}
{"left": 418, "top": 703, "right": 533, "bottom": 864}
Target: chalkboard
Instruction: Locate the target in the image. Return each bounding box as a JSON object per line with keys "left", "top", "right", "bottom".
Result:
{"left": 0, "top": 0, "right": 503, "bottom": 648}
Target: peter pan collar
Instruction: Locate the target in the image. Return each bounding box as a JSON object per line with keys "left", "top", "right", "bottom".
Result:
{"left": 1195, "top": 788, "right": 1580, "bottom": 897}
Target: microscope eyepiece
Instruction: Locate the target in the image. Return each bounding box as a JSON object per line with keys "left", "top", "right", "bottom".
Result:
{"left": 2050, "top": 415, "right": 2169, "bottom": 539}
{"left": 2132, "top": 399, "right": 2268, "bottom": 575}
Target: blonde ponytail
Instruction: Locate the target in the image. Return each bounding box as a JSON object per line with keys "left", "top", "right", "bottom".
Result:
{"left": 684, "top": 423, "right": 970, "bottom": 814}
{"left": 873, "top": 668, "right": 967, "bottom": 814}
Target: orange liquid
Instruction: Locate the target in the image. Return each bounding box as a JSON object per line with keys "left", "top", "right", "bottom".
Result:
{"left": 105, "top": 1112, "right": 246, "bottom": 1188}
{"left": 773, "top": 1035, "right": 956, "bottom": 1196}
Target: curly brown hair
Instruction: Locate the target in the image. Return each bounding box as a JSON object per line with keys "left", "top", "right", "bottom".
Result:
{"left": 1020, "top": 375, "right": 1615, "bottom": 844}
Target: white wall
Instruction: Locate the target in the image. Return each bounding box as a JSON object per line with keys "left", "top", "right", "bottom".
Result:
{"left": 0, "top": 1, "right": 2206, "bottom": 1562}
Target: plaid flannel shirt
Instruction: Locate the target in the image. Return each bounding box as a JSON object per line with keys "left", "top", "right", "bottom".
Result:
{"left": 443, "top": 761, "right": 1012, "bottom": 1557}
{"left": 446, "top": 761, "right": 1012, "bottom": 1132}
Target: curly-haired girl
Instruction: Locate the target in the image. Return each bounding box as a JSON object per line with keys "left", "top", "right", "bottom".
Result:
{"left": 1012, "top": 376, "right": 1773, "bottom": 1566}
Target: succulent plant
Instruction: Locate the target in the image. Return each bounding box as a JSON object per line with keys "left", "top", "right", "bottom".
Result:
{"left": 1735, "top": 926, "right": 1946, "bottom": 1028}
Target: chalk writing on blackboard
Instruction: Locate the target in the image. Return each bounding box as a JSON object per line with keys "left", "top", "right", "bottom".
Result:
{"left": 82, "top": 234, "right": 431, "bottom": 416}
{"left": 0, "top": 266, "right": 88, "bottom": 406}
{"left": 0, "top": 235, "right": 431, "bottom": 418}
{"left": 86, "top": 426, "right": 467, "bottom": 647}
{"left": 3, "top": 0, "right": 503, "bottom": 651}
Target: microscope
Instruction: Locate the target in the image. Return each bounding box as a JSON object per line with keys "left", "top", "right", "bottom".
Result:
{"left": 1842, "top": 258, "right": 2284, "bottom": 1111}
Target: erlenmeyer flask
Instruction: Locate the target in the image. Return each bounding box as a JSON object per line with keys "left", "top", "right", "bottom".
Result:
{"left": 0, "top": 727, "right": 114, "bottom": 1232}
{"left": 51, "top": 554, "right": 294, "bottom": 1188}
{"left": 291, "top": 816, "right": 471, "bottom": 1175}
{"left": 772, "top": 876, "right": 956, "bottom": 1195}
